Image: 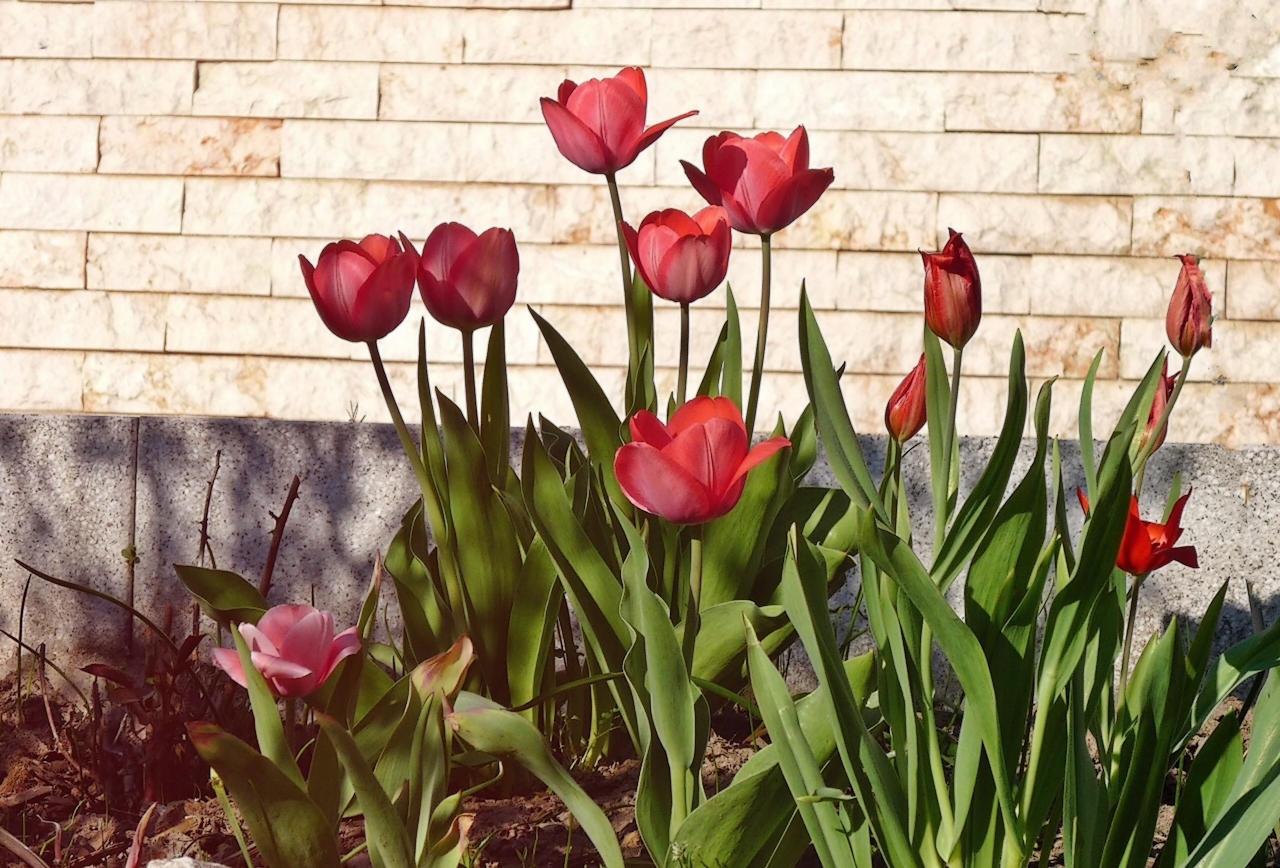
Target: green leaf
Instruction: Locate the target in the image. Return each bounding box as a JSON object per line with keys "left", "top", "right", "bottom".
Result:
{"left": 450, "top": 692, "right": 627, "bottom": 868}
{"left": 174, "top": 565, "right": 268, "bottom": 627}
{"left": 230, "top": 624, "right": 304, "bottom": 788}
{"left": 1186, "top": 613, "right": 1280, "bottom": 749}
{"left": 317, "top": 715, "right": 415, "bottom": 868}
{"left": 188, "top": 723, "right": 342, "bottom": 868}
{"left": 505, "top": 538, "right": 563, "bottom": 714}
{"left": 721, "top": 284, "right": 743, "bottom": 407}
{"left": 479, "top": 319, "right": 511, "bottom": 490}
{"left": 1078, "top": 348, "right": 1105, "bottom": 503}
{"left": 923, "top": 324, "right": 954, "bottom": 539}
{"left": 696, "top": 322, "right": 729, "bottom": 399}
{"left": 1161, "top": 711, "right": 1243, "bottom": 866}
{"left": 383, "top": 501, "right": 450, "bottom": 667}
{"left": 689, "top": 600, "right": 787, "bottom": 688}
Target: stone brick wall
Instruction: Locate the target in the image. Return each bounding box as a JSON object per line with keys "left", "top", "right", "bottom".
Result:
{"left": 2, "top": 0, "right": 1278, "bottom": 445}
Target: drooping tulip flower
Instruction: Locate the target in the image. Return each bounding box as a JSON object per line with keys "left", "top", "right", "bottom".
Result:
{"left": 1166, "top": 254, "right": 1213, "bottom": 359}
{"left": 885, "top": 355, "right": 928, "bottom": 442}
{"left": 621, "top": 206, "right": 732, "bottom": 304}
{"left": 213, "top": 604, "right": 361, "bottom": 699}
{"left": 417, "top": 222, "right": 519, "bottom": 332}
{"left": 300, "top": 233, "right": 417, "bottom": 343}
{"left": 1139, "top": 358, "right": 1178, "bottom": 454}
{"left": 540, "top": 67, "right": 696, "bottom": 176}
{"left": 615, "top": 396, "right": 790, "bottom": 525}
{"left": 681, "top": 127, "right": 834, "bottom": 236}
{"left": 1077, "top": 489, "right": 1199, "bottom": 576}
{"left": 922, "top": 229, "right": 982, "bottom": 350}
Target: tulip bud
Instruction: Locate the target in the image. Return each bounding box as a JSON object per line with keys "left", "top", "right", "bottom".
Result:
{"left": 417, "top": 223, "right": 520, "bottom": 332}
{"left": 885, "top": 355, "right": 928, "bottom": 442}
{"left": 922, "top": 229, "right": 981, "bottom": 350}
{"left": 1166, "top": 254, "right": 1213, "bottom": 359}
{"left": 1139, "top": 358, "right": 1177, "bottom": 455}
{"left": 300, "top": 233, "right": 417, "bottom": 343}
{"left": 621, "top": 206, "right": 731, "bottom": 305}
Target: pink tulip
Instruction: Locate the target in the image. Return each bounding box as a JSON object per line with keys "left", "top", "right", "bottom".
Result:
{"left": 417, "top": 222, "right": 520, "bottom": 332}
{"left": 541, "top": 67, "right": 696, "bottom": 176}
{"left": 300, "top": 234, "right": 418, "bottom": 343}
{"left": 213, "top": 604, "right": 360, "bottom": 699}
{"left": 1166, "top": 254, "right": 1213, "bottom": 359}
{"left": 621, "top": 207, "right": 732, "bottom": 305}
{"left": 681, "top": 127, "right": 833, "bottom": 236}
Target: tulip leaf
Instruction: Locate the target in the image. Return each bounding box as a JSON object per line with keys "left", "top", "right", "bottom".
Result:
{"left": 317, "top": 714, "right": 415, "bottom": 868}
{"left": 174, "top": 564, "right": 269, "bottom": 628}
{"left": 689, "top": 600, "right": 787, "bottom": 688}
{"left": 722, "top": 283, "right": 743, "bottom": 408}
{"left": 450, "top": 692, "right": 626, "bottom": 868}
{"left": 188, "top": 722, "right": 342, "bottom": 868}
{"left": 923, "top": 323, "right": 956, "bottom": 540}
{"left": 228, "top": 623, "right": 305, "bottom": 788}
{"left": 383, "top": 501, "right": 451, "bottom": 667}
{"left": 1186, "top": 612, "right": 1280, "bottom": 749}
{"left": 480, "top": 319, "right": 511, "bottom": 490}
{"left": 505, "top": 537, "right": 563, "bottom": 715}
{"left": 1160, "top": 711, "right": 1243, "bottom": 866}
{"left": 1078, "top": 347, "right": 1105, "bottom": 503}
{"left": 696, "top": 322, "right": 730, "bottom": 399}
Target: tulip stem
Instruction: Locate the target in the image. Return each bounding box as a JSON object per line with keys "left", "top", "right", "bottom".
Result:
{"left": 683, "top": 530, "right": 703, "bottom": 671}
{"left": 1134, "top": 353, "right": 1193, "bottom": 499}
{"left": 284, "top": 697, "right": 297, "bottom": 756}
{"left": 366, "top": 342, "right": 433, "bottom": 514}
{"left": 678, "top": 303, "right": 690, "bottom": 407}
{"left": 1118, "top": 573, "right": 1148, "bottom": 703}
{"left": 607, "top": 172, "right": 652, "bottom": 411}
{"left": 935, "top": 345, "right": 964, "bottom": 552}
{"left": 745, "top": 233, "right": 773, "bottom": 435}
{"left": 461, "top": 328, "right": 479, "bottom": 432}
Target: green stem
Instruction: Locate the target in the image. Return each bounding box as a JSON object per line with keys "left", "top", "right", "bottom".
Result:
{"left": 606, "top": 172, "right": 651, "bottom": 411}
{"left": 461, "top": 327, "right": 479, "bottom": 432}
{"left": 745, "top": 233, "right": 773, "bottom": 434}
{"left": 678, "top": 302, "right": 690, "bottom": 406}
{"left": 934, "top": 346, "right": 965, "bottom": 555}
{"left": 1133, "top": 354, "right": 1193, "bottom": 498}
{"left": 284, "top": 697, "right": 297, "bottom": 757}
{"left": 1118, "top": 573, "right": 1148, "bottom": 702}
{"left": 367, "top": 341, "right": 432, "bottom": 500}
{"left": 682, "top": 530, "right": 704, "bottom": 671}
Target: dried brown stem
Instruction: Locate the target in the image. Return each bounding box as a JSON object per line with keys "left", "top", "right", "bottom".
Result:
{"left": 198, "top": 450, "right": 222, "bottom": 568}
{"left": 259, "top": 474, "right": 301, "bottom": 599}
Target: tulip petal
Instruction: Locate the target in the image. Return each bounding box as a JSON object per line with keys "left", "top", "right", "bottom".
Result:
{"left": 629, "top": 409, "right": 672, "bottom": 448}
{"left": 541, "top": 97, "right": 610, "bottom": 174}
{"left": 447, "top": 227, "right": 519, "bottom": 327}
{"left": 755, "top": 167, "right": 834, "bottom": 235}
{"left": 631, "top": 110, "right": 698, "bottom": 161}
{"left": 347, "top": 252, "right": 415, "bottom": 340}
{"left": 422, "top": 222, "right": 479, "bottom": 283}
{"left": 212, "top": 647, "right": 248, "bottom": 688}
{"left": 778, "top": 126, "right": 810, "bottom": 173}
{"left": 646, "top": 208, "right": 702, "bottom": 236}
{"left": 565, "top": 78, "right": 646, "bottom": 171}
{"left": 251, "top": 652, "right": 313, "bottom": 683}
{"left": 655, "top": 233, "right": 726, "bottom": 303}
{"left": 278, "top": 609, "right": 336, "bottom": 675}
{"left": 682, "top": 160, "right": 724, "bottom": 208}
{"left": 692, "top": 206, "right": 729, "bottom": 237}
{"left": 663, "top": 416, "right": 750, "bottom": 498}
{"left": 238, "top": 622, "right": 280, "bottom": 657}
{"left": 729, "top": 436, "right": 791, "bottom": 487}
{"left": 321, "top": 627, "right": 362, "bottom": 682}
{"left": 615, "top": 442, "right": 715, "bottom": 525}
{"left": 615, "top": 66, "right": 647, "bottom": 103}
{"left": 557, "top": 79, "right": 577, "bottom": 105}
{"left": 254, "top": 604, "right": 314, "bottom": 648}
{"left": 1166, "top": 546, "right": 1199, "bottom": 569}
{"left": 668, "top": 395, "right": 747, "bottom": 438}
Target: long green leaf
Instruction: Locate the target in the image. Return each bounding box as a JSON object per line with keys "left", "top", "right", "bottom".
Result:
{"left": 479, "top": 319, "right": 511, "bottom": 489}
{"left": 318, "top": 714, "right": 415, "bottom": 868}
{"left": 1078, "top": 348, "right": 1105, "bottom": 503}
{"left": 722, "top": 284, "right": 743, "bottom": 407}
{"left": 174, "top": 565, "right": 268, "bottom": 627}
{"left": 1160, "top": 711, "right": 1243, "bottom": 866}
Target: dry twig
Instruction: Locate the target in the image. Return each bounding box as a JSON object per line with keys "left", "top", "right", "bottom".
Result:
{"left": 260, "top": 473, "right": 302, "bottom": 599}
{"left": 197, "top": 450, "right": 222, "bottom": 568}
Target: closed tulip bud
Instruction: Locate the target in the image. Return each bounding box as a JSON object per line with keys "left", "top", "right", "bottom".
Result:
{"left": 885, "top": 355, "right": 928, "bottom": 442}
{"left": 212, "top": 604, "right": 360, "bottom": 698}
{"left": 300, "top": 233, "right": 417, "bottom": 343}
{"left": 922, "top": 229, "right": 982, "bottom": 350}
{"left": 682, "top": 126, "right": 833, "bottom": 237}
{"left": 1166, "top": 254, "right": 1213, "bottom": 358}
{"left": 417, "top": 223, "right": 520, "bottom": 332}
{"left": 541, "top": 67, "right": 696, "bottom": 176}
{"left": 621, "top": 206, "right": 732, "bottom": 305}
{"left": 1139, "top": 358, "right": 1177, "bottom": 454}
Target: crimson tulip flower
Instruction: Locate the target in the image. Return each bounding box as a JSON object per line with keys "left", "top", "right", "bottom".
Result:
{"left": 1077, "top": 489, "right": 1199, "bottom": 576}
{"left": 681, "top": 126, "right": 834, "bottom": 236}
{"left": 885, "top": 355, "right": 928, "bottom": 442}
{"left": 615, "top": 396, "right": 790, "bottom": 525}
{"left": 621, "top": 206, "right": 732, "bottom": 304}
{"left": 417, "top": 222, "right": 519, "bottom": 332}
{"left": 1167, "top": 254, "right": 1213, "bottom": 358}
{"left": 213, "top": 604, "right": 360, "bottom": 698}
{"left": 541, "top": 67, "right": 696, "bottom": 176}
{"left": 1140, "top": 358, "right": 1177, "bottom": 454}
{"left": 922, "top": 229, "right": 982, "bottom": 350}
{"left": 300, "top": 233, "right": 417, "bottom": 343}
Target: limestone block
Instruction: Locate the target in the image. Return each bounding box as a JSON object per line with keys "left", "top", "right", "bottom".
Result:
{"left": 1121, "top": 317, "right": 1280, "bottom": 386}
{"left": 82, "top": 352, "right": 270, "bottom": 417}
{"left": 192, "top": 61, "right": 378, "bottom": 120}
{"left": 1231, "top": 138, "right": 1280, "bottom": 198}
{"left": 1170, "top": 382, "right": 1280, "bottom": 448}
{"left": 1025, "top": 255, "right": 1226, "bottom": 319}
{"left": 814, "top": 131, "right": 1038, "bottom": 193}
{"left": 515, "top": 243, "right": 618, "bottom": 306}
{"left": 1226, "top": 260, "right": 1280, "bottom": 321}
{"left": 467, "top": 123, "right": 655, "bottom": 186}
{"left": 961, "top": 314, "right": 1120, "bottom": 379}
{"left": 270, "top": 237, "right": 316, "bottom": 298}
{"left": 163, "top": 295, "right": 371, "bottom": 361}
{"left": 780, "top": 190, "right": 937, "bottom": 252}
{"left": 938, "top": 193, "right": 1133, "bottom": 255}
{"left": 0, "top": 231, "right": 86, "bottom": 289}
{"left": 0, "top": 1, "right": 92, "bottom": 58}
{"left": 650, "top": 9, "right": 842, "bottom": 70}
{"left": 835, "top": 251, "right": 1030, "bottom": 315}
{"left": 460, "top": 9, "right": 651, "bottom": 65}
{"left": 281, "top": 120, "right": 469, "bottom": 182}
{"left": 184, "top": 178, "right": 559, "bottom": 244}
{"left": 0, "top": 59, "right": 193, "bottom": 114}
{"left": 1132, "top": 197, "right": 1280, "bottom": 260}
{"left": 1039, "top": 135, "right": 1234, "bottom": 196}
{"left": 763, "top": 0, "right": 948, "bottom": 6}
{"left": 88, "top": 234, "right": 273, "bottom": 295}
{"left": 945, "top": 72, "right": 1141, "bottom": 134}
{"left": 1169, "top": 77, "right": 1280, "bottom": 139}
{"left": 579, "top": 0, "right": 756, "bottom": 6}
{"left": 755, "top": 71, "right": 945, "bottom": 132}
{"left": 93, "top": 2, "right": 277, "bottom": 61}
{"left": 99, "top": 117, "right": 281, "bottom": 176}
{"left": 278, "top": 6, "right": 463, "bottom": 63}
{"left": 724, "top": 247, "right": 840, "bottom": 309}
{"left": 0, "top": 415, "right": 135, "bottom": 670}
{"left": 0, "top": 349, "right": 83, "bottom": 411}
{"left": 842, "top": 10, "right": 1085, "bottom": 72}
{"left": 379, "top": 64, "right": 566, "bottom": 124}
{"left": 390, "top": 0, "right": 568, "bottom": 6}
{"left": 263, "top": 356, "right": 417, "bottom": 423}
{"left": 620, "top": 66, "right": 757, "bottom": 129}
{"left": 0, "top": 288, "right": 168, "bottom": 351}
{"left": 0, "top": 116, "right": 97, "bottom": 173}
{"left": 0, "top": 174, "right": 184, "bottom": 233}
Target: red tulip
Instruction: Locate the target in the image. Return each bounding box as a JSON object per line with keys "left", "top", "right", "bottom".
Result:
{"left": 885, "top": 355, "right": 928, "bottom": 442}
{"left": 541, "top": 67, "right": 696, "bottom": 176}
{"left": 681, "top": 126, "right": 833, "bottom": 236}
{"left": 1077, "top": 489, "right": 1199, "bottom": 576}
{"left": 615, "top": 396, "right": 790, "bottom": 525}
{"left": 417, "top": 222, "right": 519, "bottom": 332}
{"left": 922, "top": 229, "right": 982, "bottom": 350}
{"left": 213, "top": 604, "right": 360, "bottom": 698}
{"left": 1166, "top": 254, "right": 1213, "bottom": 358}
{"left": 621, "top": 206, "right": 731, "bottom": 305}
{"left": 300, "top": 233, "right": 417, "bottom": 343}
{"left": 1140, "top": 358, "right": 1177, "bottom": 454}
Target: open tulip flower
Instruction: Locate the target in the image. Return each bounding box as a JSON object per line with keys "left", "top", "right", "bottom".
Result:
{"left": 417, "top": 222, "right": 520, "bottom": 332}
{"left": 1167, "top": 253, "right": 1213, "bottom": 359}
{"left": 621, "top": 206, "right": 731, "bottom": 304}
{"left": 922, "top": 229, "right": 982, "bottom": 350}
{"left": 300, "top": 233, "right": 418, "bottom": 343}
{"left": 213, "top": 604, "right": 360, "bottom": 699}
{"left": 681, "top": 126, "right": 834, "bottom": 236}
{"left": 1078, "top": 489, "right": 1199, "bottom": 577}
{"left": 541, "top": 67, "right": 696, "bottom": 176}
{"left": 615, "top": 396, "right": 790, "bottom": 525}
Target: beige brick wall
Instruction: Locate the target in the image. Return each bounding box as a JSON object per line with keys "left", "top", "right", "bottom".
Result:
{"left": 1, "top": 0, "right": 1278, "bottom": 446}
